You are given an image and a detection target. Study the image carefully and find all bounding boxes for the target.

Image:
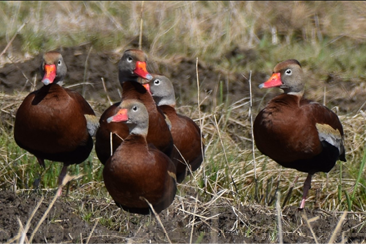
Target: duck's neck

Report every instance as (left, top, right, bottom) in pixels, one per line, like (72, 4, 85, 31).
(154, 96, 176, 107)
(127, 121, 149, 137)
(122, 81, 148, 95)
(286, 90, 304, 97)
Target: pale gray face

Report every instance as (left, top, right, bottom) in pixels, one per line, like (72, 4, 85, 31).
(273, 59, 304, 94)
(149, 75, 176, 106)
(121, 99, 149, 135)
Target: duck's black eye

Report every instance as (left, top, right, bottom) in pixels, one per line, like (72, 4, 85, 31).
(154, 79, 161, 85)
(127, 56, 133, 63)
(57, 60, 62, 66)
(132, 105, 138, 112)
(285, 69, 292, 75)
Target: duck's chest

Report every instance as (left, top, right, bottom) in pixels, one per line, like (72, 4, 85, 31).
(254, 98, 321, 161)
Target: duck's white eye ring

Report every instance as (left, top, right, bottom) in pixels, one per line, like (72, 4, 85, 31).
(58, 60, 62, 65)
(132, 106, 138, 111)
(127, 56, 133, 63)
(154, 79, 161, 85)
(285, 69, 292, 75)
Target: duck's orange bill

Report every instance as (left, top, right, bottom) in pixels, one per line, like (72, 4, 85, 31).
(143, 83, 151, 95)
(107, 108, 128, 123)
(259, 72, 282, 89)
(134, 61, 153, 80)
(42, 64, 57, 85)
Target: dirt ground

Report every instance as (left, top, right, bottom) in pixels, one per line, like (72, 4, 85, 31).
(1, 44, 366, 243)
(1, 190, 366, 243)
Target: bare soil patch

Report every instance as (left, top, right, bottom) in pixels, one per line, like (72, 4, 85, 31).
(1, 190, 366, 243)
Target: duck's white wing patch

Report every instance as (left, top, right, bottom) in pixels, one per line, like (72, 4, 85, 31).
(316, 123, 344, 155)
(164, 113, 172, 131)
(168, 170, 177, 183)
(85, 114, 100, 137)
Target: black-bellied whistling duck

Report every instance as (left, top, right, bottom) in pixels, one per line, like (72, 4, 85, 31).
(95, 49, 173, 165)
(103, 99, 177, 215)
(149, 75, 204, 183)
(14, 51, 98, 196)
(253, 59, 346, 209)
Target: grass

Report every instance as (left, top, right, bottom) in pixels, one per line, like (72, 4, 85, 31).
(1, 1, 366, 243)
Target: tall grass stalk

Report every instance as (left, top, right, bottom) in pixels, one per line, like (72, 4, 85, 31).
(275, 191, 283, 244)
(139, 1, 144, 50)
(347, 145, 366, 210)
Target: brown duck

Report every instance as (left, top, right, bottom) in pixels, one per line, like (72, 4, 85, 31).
(103, 99, 177, 214)
(14, 51, 98, 195)
(253, 59, 346, 209)
(149, 74, 204, 183)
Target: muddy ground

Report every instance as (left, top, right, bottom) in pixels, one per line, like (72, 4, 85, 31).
(1, 44, 366, 243)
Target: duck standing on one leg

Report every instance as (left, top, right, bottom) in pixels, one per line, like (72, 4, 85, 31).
(103, 99, 177, 215)
(253, 59, 346, 209)
(14, 51, 99, 196)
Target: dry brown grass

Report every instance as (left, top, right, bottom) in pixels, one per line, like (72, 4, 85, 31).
(1, 2, 366, 65)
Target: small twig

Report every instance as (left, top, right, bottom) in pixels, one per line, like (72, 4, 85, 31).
(29, 174, 75, 243)
(276, 192, 283, 244)
(172, 144, 201, 189)
(140, 197, 172, 244)
(246, 71, 256, 180)
(82, 46, 93, 97)
(328, 211, 347, 243)
(282, 176, 299, 208)
(0, 22, 27, 58)
(139, 1, 144, 50)
(20, 196, 44, 244)
(101, 77, 113, 105)
(178, 209, 220, 221)
(110, 132, 113, 157)
(86, 218, 100, 244)
(190, 194, 198, 244)
(195, 57, 206, 183)
(18, 217, 26, 244)
(302, 212, 319, 244)
(323, 86, 326, 106)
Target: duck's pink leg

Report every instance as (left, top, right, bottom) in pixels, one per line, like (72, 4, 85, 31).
(299, 174, 313, 210)
(57, 164, 68, 197)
